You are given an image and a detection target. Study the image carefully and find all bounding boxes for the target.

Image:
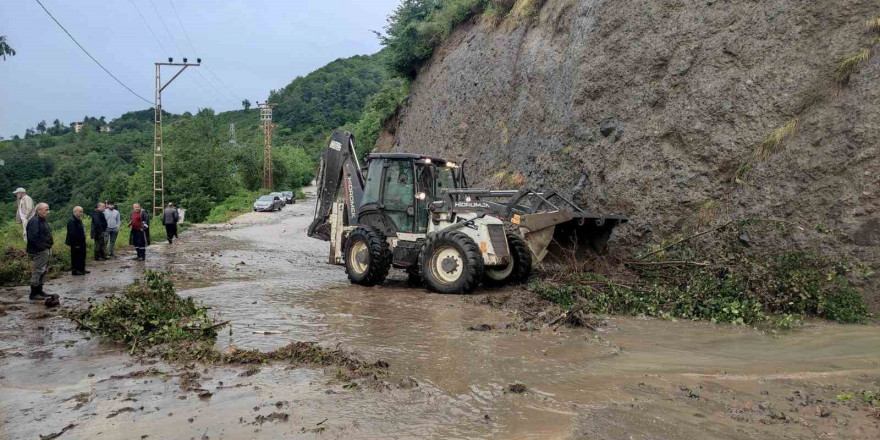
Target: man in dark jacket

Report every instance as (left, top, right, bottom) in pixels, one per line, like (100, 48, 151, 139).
(26, 203, 53, 300)
(163, 202, 180, 244)
(90, 202, 108, 261)
(66, 206, 89, 275)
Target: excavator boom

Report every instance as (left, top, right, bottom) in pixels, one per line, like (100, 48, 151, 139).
(307, 130, 364, 241)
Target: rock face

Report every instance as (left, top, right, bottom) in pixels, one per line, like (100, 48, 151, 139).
(377, 0, 879, 301)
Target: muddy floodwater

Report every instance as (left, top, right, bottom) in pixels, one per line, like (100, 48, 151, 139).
(2, 187, 879, 439)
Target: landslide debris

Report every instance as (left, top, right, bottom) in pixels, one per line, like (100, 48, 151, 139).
(67, 271, 388, 377)
(530, 219, 872, 327)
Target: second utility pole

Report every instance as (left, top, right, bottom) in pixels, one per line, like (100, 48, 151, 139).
(258, 101, 276, 190)
(154, 58, 200, 217)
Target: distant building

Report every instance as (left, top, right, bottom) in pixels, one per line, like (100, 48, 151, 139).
(73, 122, 84, 133)
(99, 126, 112, 133)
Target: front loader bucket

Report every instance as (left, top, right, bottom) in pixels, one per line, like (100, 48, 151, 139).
(517, 212, 627, 264)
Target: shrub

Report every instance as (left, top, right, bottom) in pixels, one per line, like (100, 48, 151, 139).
(69, 271, 216, 353)
(824, 287, 869, 324)
(205, 189, 263, 224)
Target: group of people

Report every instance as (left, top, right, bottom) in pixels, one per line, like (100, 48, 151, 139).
(13, 187, 181, 301)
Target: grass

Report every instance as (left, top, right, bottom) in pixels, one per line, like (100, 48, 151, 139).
(508, 0, 546, 26)
(205, 189, 263, 224)
(754, 116, 799, 161)
(867, 17, 880, 32)
(834, 48, 871, 84)
(732, 162, 751, 185)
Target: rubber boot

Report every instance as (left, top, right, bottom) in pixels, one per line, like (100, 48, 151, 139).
(29, 285, 48, 301)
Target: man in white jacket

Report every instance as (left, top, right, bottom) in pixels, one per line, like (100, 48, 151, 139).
(13, 188, 35, 242)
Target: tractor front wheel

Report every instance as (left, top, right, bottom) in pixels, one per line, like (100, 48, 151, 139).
(420, 230, 484, 294)
(484, 233, 533, 287)
(343, 226, 391, 286)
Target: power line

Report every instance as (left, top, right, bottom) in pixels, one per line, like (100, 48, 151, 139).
(127, 0, 169, 56)
(33, 0, 152, 105)
(147, 0, 239, 107)
(167, 0, 198, 56)
(168, 0, 246, 103)
(148, 0, 185, 57)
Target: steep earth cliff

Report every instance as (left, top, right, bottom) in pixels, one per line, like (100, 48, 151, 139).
(377, 0, 880, 304)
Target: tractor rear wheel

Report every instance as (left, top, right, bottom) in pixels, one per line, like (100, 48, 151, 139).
(420, 230, 484, 294)
(343, 226, 391, 286)
(484, 233, 533, 286)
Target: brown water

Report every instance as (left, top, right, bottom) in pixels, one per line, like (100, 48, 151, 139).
(1, 188, 878, 439)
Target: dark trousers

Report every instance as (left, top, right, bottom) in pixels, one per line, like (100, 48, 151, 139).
(70, 245, 86, 274)
(165, 224, 177, 244)
(133, 230, 146, 260)
(93, 233, 107, 260)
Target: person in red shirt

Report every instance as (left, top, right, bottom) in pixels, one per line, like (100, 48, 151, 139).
(128, 203, 150, 261)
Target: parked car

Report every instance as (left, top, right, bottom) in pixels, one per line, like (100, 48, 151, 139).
(253, 195, 284, 212)
(269, 191, 289, 205)
(281, 191, 295, 204)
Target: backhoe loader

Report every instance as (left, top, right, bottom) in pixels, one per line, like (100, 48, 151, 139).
(307, 130, 627, 294)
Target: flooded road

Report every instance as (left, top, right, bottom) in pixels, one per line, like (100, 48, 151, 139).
(2, 187, 879, 439)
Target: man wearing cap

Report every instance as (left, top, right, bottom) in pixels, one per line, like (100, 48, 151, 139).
(13, 188, 35, 242)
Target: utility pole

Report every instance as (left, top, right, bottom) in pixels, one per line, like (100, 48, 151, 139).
(258, 101, 276, 190)
(153, 57, 200, 217)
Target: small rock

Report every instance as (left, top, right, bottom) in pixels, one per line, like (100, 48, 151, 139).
(398, 377, 419, 390)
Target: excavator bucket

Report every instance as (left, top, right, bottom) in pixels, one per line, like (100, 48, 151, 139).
(514, 211, 627, 263)
(439, 188, 627, 264)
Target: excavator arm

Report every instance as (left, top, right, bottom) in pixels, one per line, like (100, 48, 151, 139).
(307, 130, 364, 241)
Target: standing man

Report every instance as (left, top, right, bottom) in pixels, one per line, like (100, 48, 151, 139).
(129, 203, 148, 261)
(163, 202, 180, 244)
(13, 187, 35, 242)
(66, 206, 89, 275)
(104, 201, 121, 257)
(26, 203, 52, 300)
(90, 202, 108, 261)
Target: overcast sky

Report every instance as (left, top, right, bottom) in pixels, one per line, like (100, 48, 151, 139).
(0, 0, 400, 137)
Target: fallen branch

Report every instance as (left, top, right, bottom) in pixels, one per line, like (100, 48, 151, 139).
(636, 220, 734, 260)
(39, 423, 76, 440)
(185, 321, 229, 332)
(548, 302, 597, 331)
(580, 280, 635, 290)
(625, 260, 710, 267)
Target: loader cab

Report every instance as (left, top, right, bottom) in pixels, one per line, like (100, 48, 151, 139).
(359, 154, 460, 236)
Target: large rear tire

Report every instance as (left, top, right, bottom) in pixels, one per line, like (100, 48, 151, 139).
(484, 233, 533, 287)
(344, 226, 391, 286)
(420, 230, 484, 294)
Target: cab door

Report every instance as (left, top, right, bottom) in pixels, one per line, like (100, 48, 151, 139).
(380, 159, 415, 233)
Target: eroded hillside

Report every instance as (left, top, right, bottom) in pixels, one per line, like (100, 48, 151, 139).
(377, 0, 880, 306)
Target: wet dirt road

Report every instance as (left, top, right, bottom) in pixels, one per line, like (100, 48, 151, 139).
(2, 188, 879, 439)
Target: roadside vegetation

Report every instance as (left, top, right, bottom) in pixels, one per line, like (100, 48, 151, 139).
(530, 220, 872, 328)
(378, 0, 543, 78)
(67, 271, 386, 376)
(204, 189, 263, 224)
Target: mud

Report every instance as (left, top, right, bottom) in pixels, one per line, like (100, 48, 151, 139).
(1, 187, 878, 439)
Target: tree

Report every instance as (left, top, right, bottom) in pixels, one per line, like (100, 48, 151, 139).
(242, 99, 251, 111)
(0, 36, 15, 61)
(36, 121, 47, 135)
